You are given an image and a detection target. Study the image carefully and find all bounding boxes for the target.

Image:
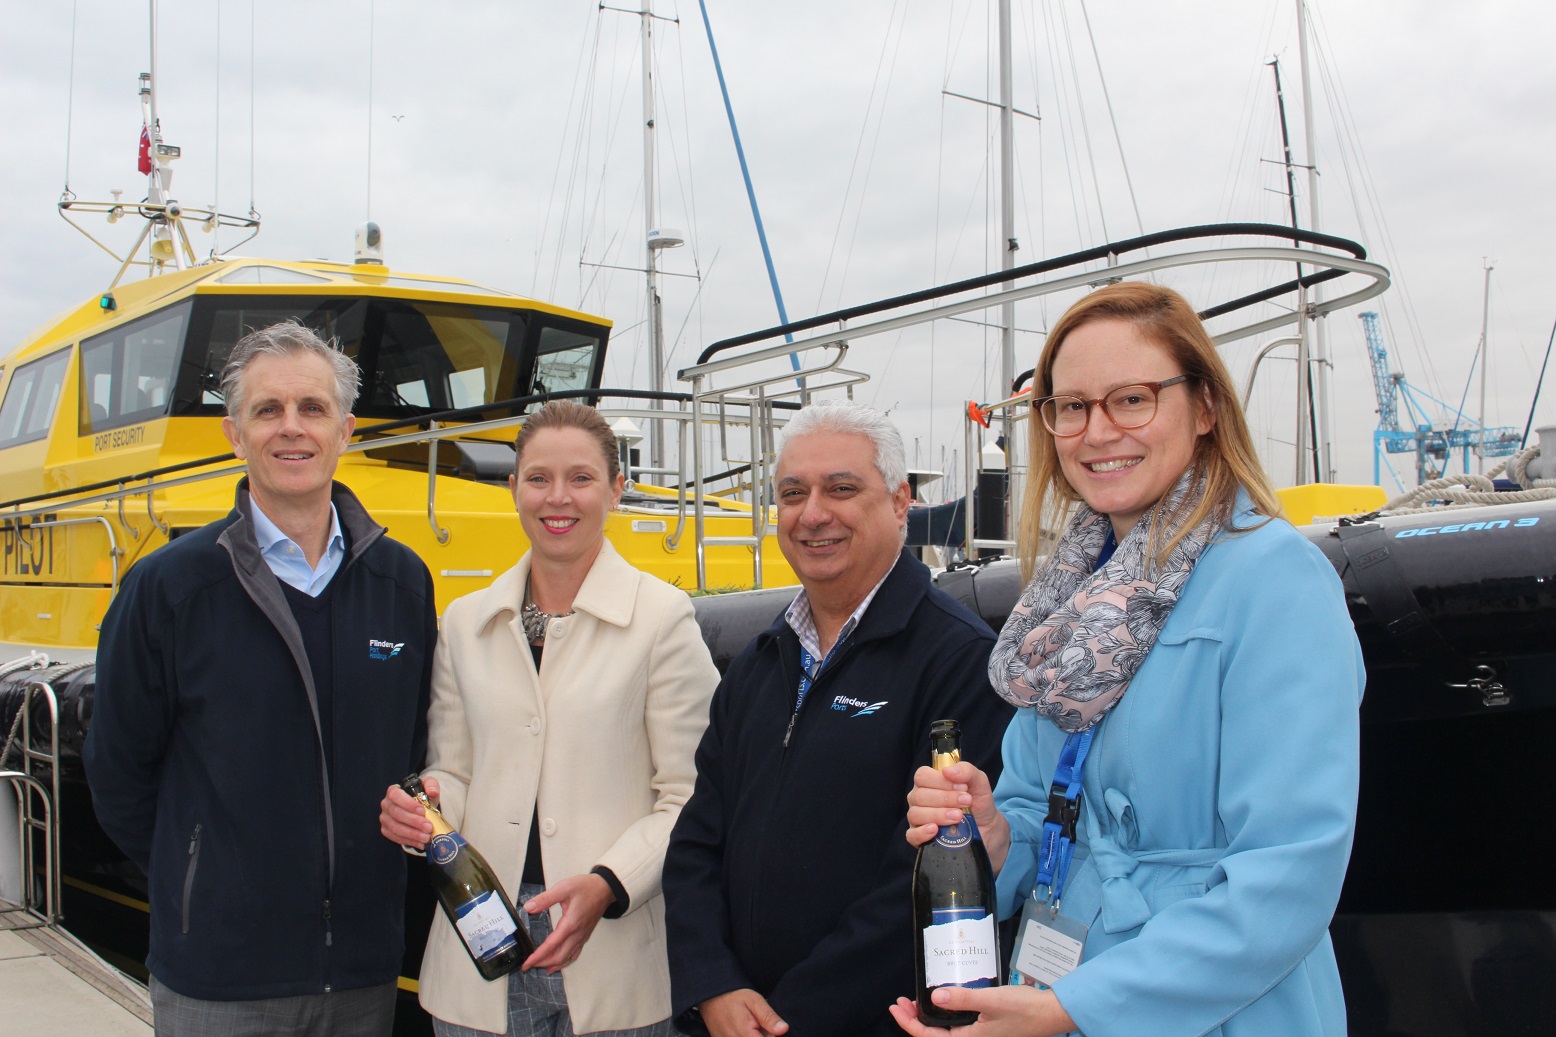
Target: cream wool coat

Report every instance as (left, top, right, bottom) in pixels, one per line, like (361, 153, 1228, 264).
(417, 540, 719, 1034)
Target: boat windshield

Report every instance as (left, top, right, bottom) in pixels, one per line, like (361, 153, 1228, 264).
(167, 295, 608, 422)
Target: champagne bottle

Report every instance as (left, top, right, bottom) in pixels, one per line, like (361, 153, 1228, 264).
(399, 774, 535, 981)
(912, 719, 1001, 1027)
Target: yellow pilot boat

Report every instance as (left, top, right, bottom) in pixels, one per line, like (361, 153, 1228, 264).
(0, 249, 797, 659)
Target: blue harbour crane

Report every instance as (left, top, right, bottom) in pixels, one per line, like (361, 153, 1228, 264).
(1361, 311, 1519, 488)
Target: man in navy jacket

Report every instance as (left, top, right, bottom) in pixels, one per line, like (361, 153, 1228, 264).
(84, 321, 436, 1036)
(664, 401, 1013, 1037)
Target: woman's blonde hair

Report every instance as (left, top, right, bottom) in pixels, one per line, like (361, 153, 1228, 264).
(1016, 281, 1282, 581)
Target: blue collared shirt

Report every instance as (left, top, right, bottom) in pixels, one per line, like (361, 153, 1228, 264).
(784, 556, 899, 675)
(250, 502, 346, 597)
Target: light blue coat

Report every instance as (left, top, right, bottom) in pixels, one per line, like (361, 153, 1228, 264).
(993, 508, 1365, 1037)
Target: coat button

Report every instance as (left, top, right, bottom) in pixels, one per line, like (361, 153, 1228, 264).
(550, 619, 567, 638)
(527, 717, 541, 735)
(541, 818, 557, 836)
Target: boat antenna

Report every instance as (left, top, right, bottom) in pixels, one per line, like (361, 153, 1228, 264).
(365, 0, 376, 222)
(1521, 317, 1556, 449)
(249, 0, 257, 224)
(61, 0, 80, 200)
(212, 0, 221, 254)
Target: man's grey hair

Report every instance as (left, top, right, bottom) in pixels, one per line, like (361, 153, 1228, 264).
(777, 400, 909, 490)
(220, 319, 360, 422)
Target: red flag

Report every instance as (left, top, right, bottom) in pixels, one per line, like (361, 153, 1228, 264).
(138, 124, 152, 175)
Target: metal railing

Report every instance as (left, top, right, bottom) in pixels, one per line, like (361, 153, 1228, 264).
(0, 224, 1392, 591)
(1, 677, 62, 929)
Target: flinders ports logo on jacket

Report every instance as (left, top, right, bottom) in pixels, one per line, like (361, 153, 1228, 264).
(369, 639, 405, 661)
(831, 694, 888, 717)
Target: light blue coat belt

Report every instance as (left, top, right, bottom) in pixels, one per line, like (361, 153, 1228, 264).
(1079, 787, 1223, 935)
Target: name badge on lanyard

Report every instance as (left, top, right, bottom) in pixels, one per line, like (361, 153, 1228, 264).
(1010, 728, 1092, 988)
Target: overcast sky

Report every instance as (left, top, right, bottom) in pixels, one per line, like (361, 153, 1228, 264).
(2, 0, 1552, 494)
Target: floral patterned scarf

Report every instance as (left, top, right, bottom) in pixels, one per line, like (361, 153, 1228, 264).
(989, 469, 1222, 732)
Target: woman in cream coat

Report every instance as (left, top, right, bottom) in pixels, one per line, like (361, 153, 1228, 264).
(381, 401, 719, 1036)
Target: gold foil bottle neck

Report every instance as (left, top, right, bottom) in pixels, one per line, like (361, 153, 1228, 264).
(410, 787, 455, 836)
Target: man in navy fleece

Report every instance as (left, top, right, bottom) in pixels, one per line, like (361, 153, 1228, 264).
(85, 322, 436, 1037)
(664, 401, 1013, 1037)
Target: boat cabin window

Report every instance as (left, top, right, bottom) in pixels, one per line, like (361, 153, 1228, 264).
(79, 303, 191, 435)
(366, 306, 520, 415)
(0, 348, 72, 449)
(534, 327, 599, 397)
(175, 300, 370, 409)
(170, 296, 609, 422)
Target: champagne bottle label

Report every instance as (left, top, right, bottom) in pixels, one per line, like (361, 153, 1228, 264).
(429, 832, 464, 867)
(455, 890, 522, 962)
(934, 816, 975, 850)
(922, 907, 999, 987)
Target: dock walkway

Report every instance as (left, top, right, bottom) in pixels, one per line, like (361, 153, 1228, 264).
(0, 904, 151, 1037)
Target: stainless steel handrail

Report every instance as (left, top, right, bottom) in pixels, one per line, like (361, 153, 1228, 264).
(0, 680, 62, 927)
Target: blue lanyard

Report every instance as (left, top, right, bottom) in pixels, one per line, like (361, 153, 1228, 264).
(785, 635, 848, 748)
(1034, 726, 1095, 908)
(1034, 528, 1115, 906)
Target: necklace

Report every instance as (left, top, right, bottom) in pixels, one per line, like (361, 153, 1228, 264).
(522, 578, 574, 645)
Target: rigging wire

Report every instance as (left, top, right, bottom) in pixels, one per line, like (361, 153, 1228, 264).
(671, 5, 707, 361)
(815, 1, 906, 316)
(1309, 5, 1439, 394)
(1008, 1, 1045, 331)
(1521, 319, 1556, 448)
(1058, 1, 1108, 243)
(573, 18, 636, 309)
(529, 12, 588, 297)
(1062, 1, 1104, 242)
(1019, 1, 1049, 331)
(1204, 3, 1279, 321)
(930, 0, 980, 458)
(846, 3, 912, 317)
(1040, 2, 1090, 248)
(1077, 0, 1145, 241)
(1051, 1, 1101, 242)
(862, 6, 940, 413)
(539, 13, 604, 301)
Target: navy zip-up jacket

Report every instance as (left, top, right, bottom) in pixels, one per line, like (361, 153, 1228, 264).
(664, 551, 1014, 1037)
(83, 482, 436, 1000)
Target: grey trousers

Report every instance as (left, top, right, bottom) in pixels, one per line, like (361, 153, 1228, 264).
(431, 884, 674, 1037)
(149, 975, 397, 1037)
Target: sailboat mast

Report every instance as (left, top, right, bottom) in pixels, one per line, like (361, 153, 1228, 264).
(1269, 58, 1316, 485)
(1477, 260, 1494, 473)
(146, 0, 160, 146)
(1296, 0, 1334, 481)
(641, 0, 666, 477)
(998, 0, 1016, 411)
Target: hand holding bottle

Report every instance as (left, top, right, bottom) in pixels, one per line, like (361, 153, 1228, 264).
(906, 760, 1009, 871)
(380, 775, 441, 849)
(520, 872, 615, 974)
(888, 987, 1076, 1037)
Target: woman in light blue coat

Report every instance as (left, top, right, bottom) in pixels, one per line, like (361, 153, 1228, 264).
(892, 283, 1363, 1037)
